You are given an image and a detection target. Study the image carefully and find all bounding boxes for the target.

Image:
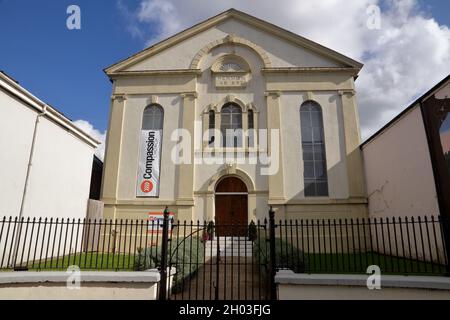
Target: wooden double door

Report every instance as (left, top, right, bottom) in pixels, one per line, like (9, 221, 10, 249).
(215, 177, 248, 237)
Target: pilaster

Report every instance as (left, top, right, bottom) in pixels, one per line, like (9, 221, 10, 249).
(339, 90, 366, 198)
(177, 92, 197, 219)
(101, 94, 127, 219)
(265, 91, 286, 203)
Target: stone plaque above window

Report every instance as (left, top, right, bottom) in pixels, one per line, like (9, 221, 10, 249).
(211, 54, 251, 89)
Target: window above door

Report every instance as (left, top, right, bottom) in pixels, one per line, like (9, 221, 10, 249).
(211, 54, 251, 89)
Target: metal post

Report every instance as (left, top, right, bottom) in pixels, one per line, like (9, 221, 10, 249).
(268, 206, 277, 300)
(159, 207, 170, 300)
(440, 216, 450, 276)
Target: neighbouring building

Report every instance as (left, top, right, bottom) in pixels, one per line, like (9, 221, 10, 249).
(0, 71, 100, 220)
(362, 74, 450, 222)
(89, 155, 104, 201)
(101, 9, 368, 233)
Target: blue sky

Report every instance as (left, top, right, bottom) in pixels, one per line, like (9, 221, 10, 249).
(0, 0, 145, 132)
(0, 0, 449, 147)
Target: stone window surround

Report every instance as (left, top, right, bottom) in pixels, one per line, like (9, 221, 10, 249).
(202, 95, 260, 152)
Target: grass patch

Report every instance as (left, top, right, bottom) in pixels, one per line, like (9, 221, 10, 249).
(304, 252, 446, 276)
(253, 236, 446, 276)
(2, 252, 136, 271)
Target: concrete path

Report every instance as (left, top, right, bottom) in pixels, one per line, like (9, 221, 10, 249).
(170, 257, 269, 300)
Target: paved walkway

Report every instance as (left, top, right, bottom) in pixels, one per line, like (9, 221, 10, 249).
(170, 257, 268, 300)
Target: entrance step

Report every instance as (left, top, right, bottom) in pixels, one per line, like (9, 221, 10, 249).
(205, 237, 254, 257)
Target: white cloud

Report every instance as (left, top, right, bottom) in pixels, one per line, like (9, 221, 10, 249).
(118, 0, 450, 140)
(73, 120, 107, 161)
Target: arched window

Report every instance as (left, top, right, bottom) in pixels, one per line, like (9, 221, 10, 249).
(208, 110, 215, 146)
(142, 104, 164, 130)
(221, 103, 242, 147)
(300, 101, 328, 197)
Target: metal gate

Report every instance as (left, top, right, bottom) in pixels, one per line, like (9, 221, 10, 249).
(157, 209, 277, 301)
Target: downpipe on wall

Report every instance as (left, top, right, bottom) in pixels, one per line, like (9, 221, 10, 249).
(10, 105, 48, 268)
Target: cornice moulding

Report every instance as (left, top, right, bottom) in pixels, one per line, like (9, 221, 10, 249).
(109, 69, 202, 78)
(261, 67, 360, 75)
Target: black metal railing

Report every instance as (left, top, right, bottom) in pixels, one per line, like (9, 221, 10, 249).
(275, 215, 450, 276)
(0, 216, 163, 271)
(1, 210, 449, 301)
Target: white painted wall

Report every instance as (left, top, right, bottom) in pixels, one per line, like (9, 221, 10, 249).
(0, 83, 96, 267)
(0, 89, 95, 220)
(0, 89, 36, 217)
(362, 105, 440, 218)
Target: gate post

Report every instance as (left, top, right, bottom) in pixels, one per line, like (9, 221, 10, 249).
(268, 206, 277, 300)
(159, 207, 170, 300)
(440, 215, 450, 276)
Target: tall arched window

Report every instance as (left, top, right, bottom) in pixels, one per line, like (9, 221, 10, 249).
(142, 104, 164, 130)
(221, 103, 242, 147)
(300, 101, 328, 197)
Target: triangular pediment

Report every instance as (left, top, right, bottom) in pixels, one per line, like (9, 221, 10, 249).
(105, 9, 363, 75)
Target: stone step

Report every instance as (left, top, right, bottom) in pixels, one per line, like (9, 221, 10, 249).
(205, 251, 253, 257)
(204, 238, 254, 257)
(205, 244, 253, 248)
(212, 237, 249, 241)
(205, 247, 253, 252)
(205, 247, 253, 253)
(206, 239, 253, 245)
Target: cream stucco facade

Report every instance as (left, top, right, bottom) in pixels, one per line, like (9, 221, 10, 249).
(101, 9, 368, 224)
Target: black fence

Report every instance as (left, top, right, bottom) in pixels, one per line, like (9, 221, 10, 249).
(0, 216, 163, 271)
(275, 215, 450, 276)
(1, 209, 449, 301)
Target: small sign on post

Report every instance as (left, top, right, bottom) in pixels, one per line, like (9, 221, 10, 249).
(147, 212, 174, 234)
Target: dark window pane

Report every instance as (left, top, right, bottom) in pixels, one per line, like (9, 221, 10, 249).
(313, 144, 325, 161)
(301, 112, 311, 128)
(314, 161, 327, 179)
(311, 111, 322, 127)
(303, 144, 313, 161)
(304, 161, 315, 179)
(304, 180, 316, 197)
(312, 127, 323, 143)
(232, 114, 242, 128)
(221, 114, 231, 125)
(302, 126, 313, 142)
(142, 105, 164, 130)
(316, 182, 329, 196)
(300, 100, 328, 197)
(221, 103, 242, 147)
(248, 110, 254, 129)
(209, 111, 215, 129)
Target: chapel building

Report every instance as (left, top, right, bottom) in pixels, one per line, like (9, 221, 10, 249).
(101, 9, 368, 230)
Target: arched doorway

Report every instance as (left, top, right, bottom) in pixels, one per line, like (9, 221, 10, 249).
(215, 176, 248, 237)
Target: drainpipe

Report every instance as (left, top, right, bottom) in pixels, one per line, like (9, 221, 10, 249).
(11, 105, 48, 267)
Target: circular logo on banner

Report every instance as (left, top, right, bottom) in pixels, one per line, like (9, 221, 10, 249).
(140, 180, 154, 193)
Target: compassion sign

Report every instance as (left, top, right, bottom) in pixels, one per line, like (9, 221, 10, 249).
(136, 130, 162, 197)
